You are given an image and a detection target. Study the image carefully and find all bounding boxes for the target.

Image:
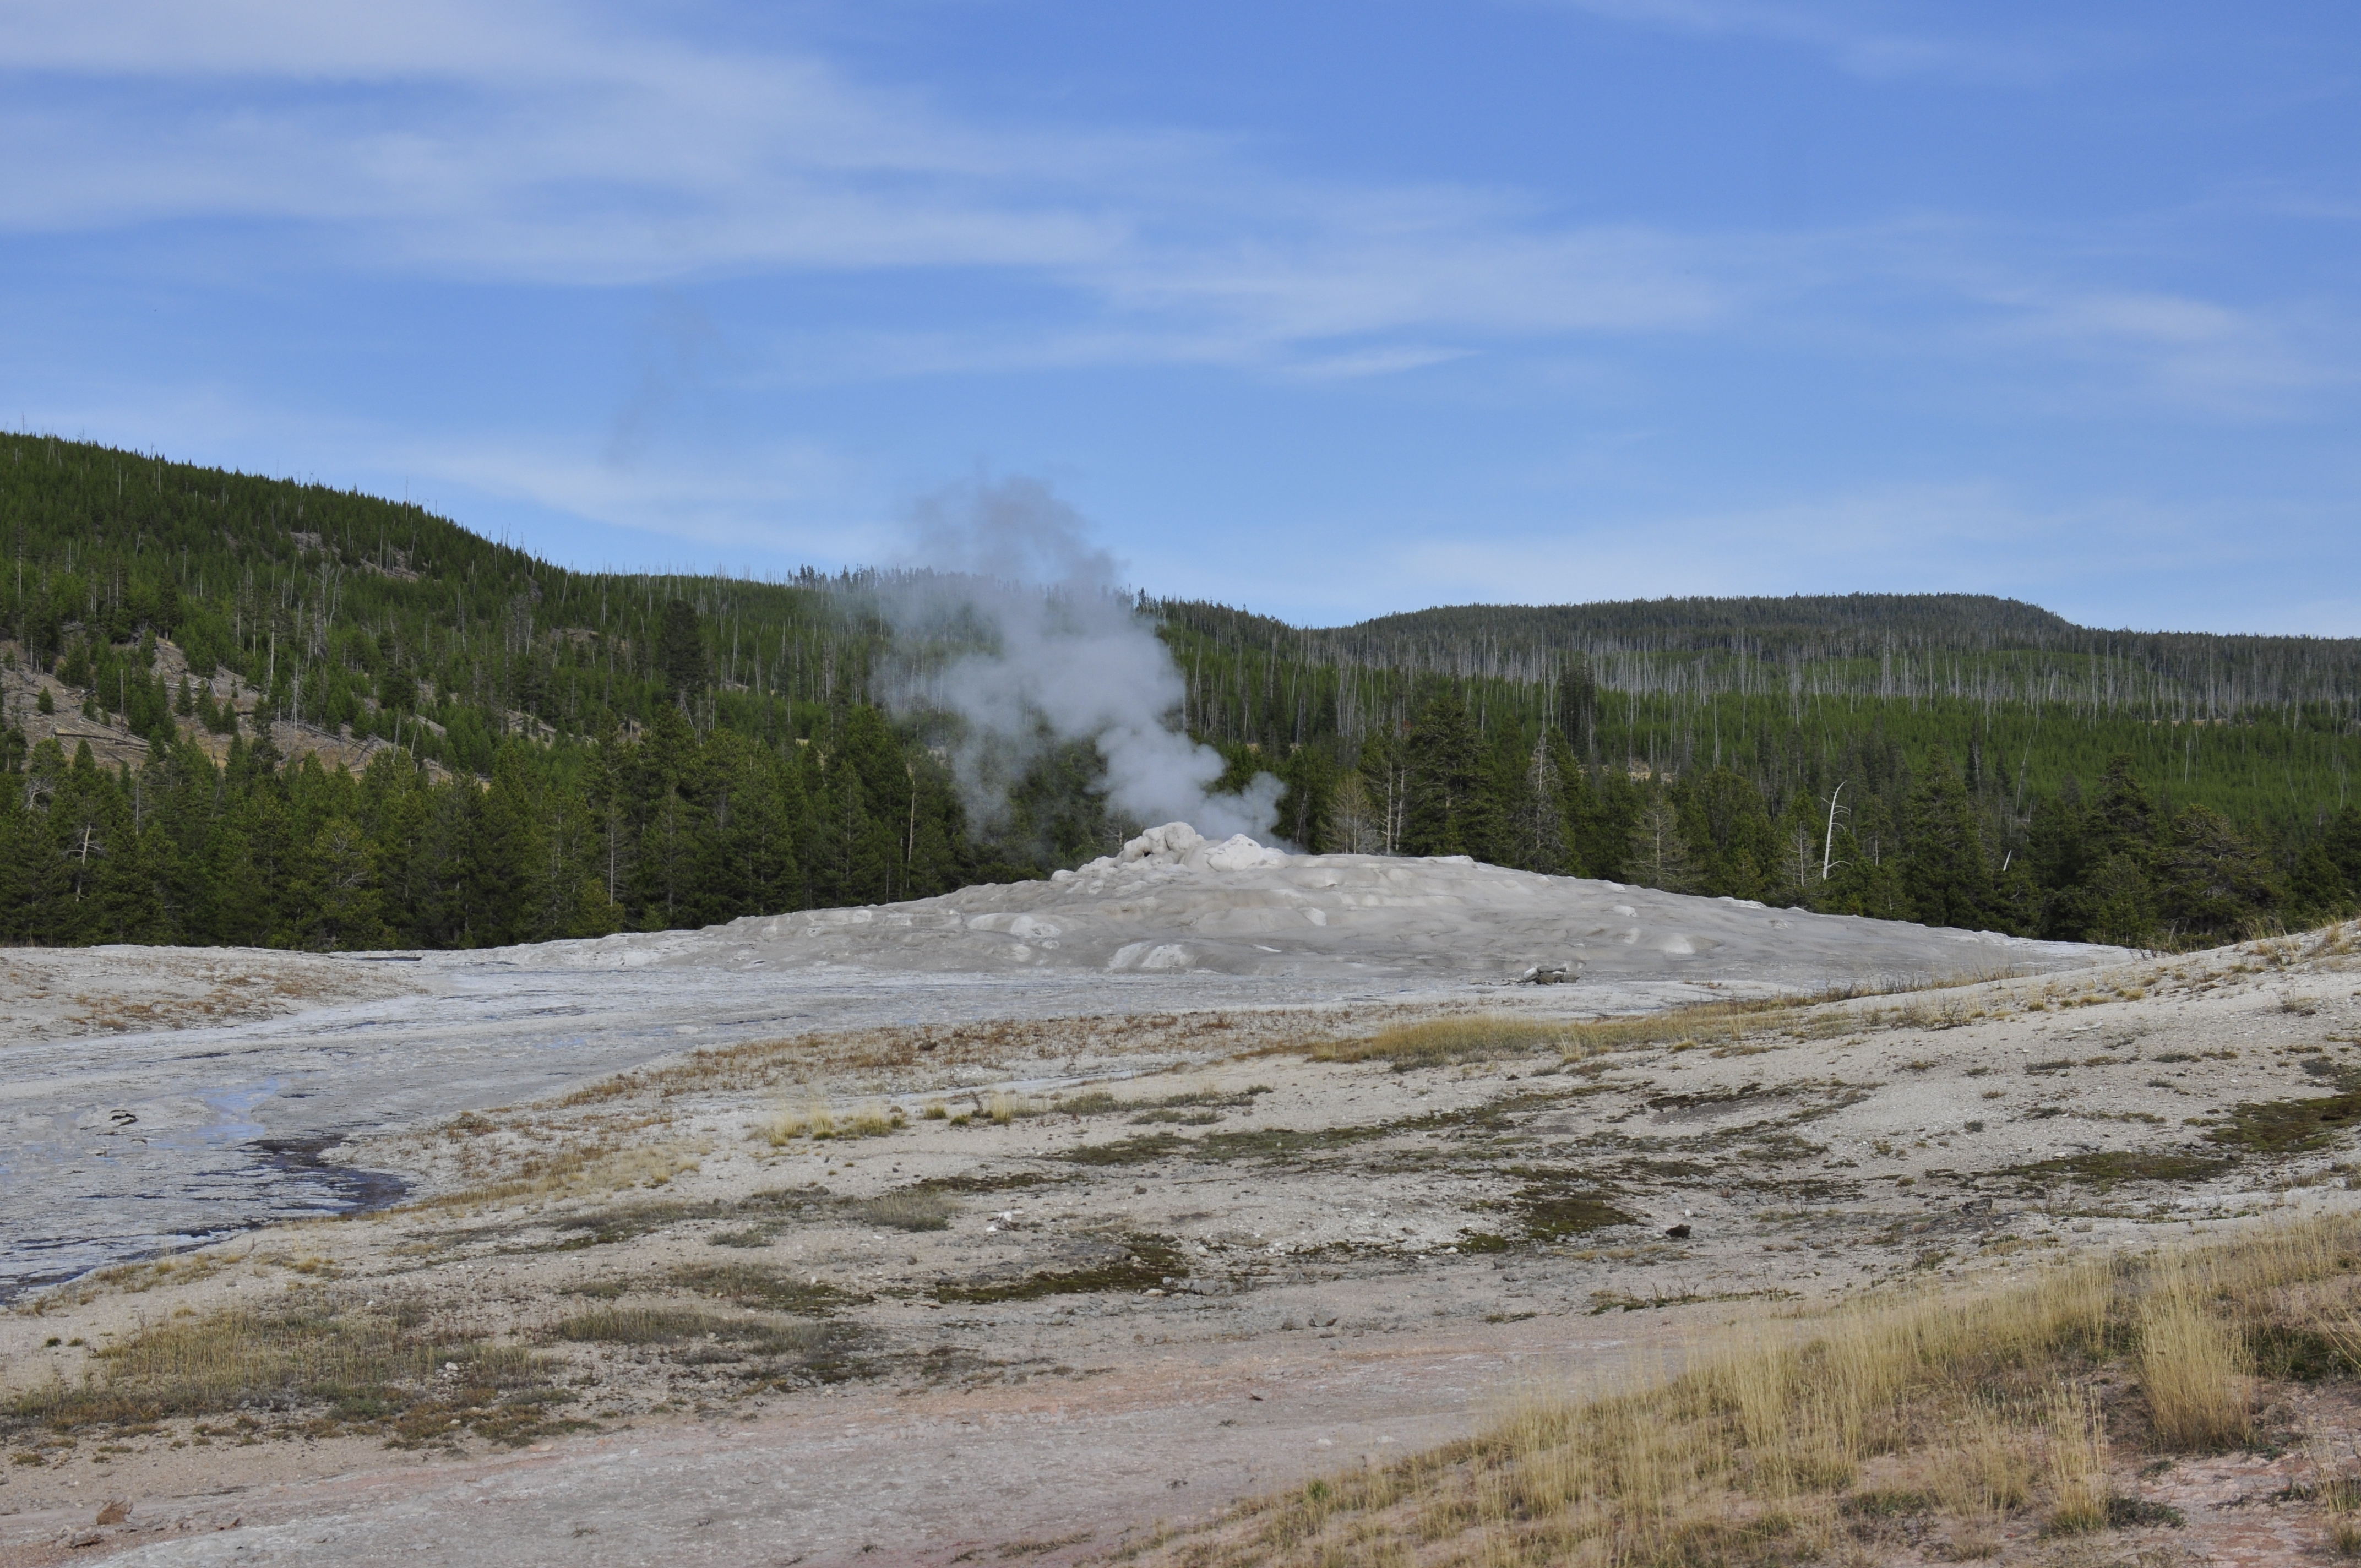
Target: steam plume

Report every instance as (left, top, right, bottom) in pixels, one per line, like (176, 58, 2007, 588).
(873, 477, 1285, 843)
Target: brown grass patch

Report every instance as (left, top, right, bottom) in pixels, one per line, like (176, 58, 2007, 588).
(2138, 1287, 2252, 1451)
(1127, 1216, 2361, 1566)
(398, 1142, 703, 1212)
(3, 1294, 580, 1450)
(1308, 999, 1811, 1070)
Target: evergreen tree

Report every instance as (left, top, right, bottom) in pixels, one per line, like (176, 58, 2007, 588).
(1677, 767, 1777, 901)
(297, 815, 385, 950)
(2291, 840, 2350, 921)
(1319, 769, 1382, 854)
(1506, 730, 1568, 873)
(1272, 743, 1332, 853)
(1402, 690, 1489, 857)
(1357, 731, 1410, 856)
(2088, 754, 2160, 866)
(1900, 745, 1993, 929)
(1625, 794, 1701, 893)
(1770, 788, 1823, 906)
(2325, 803, 2361, 902)
(1576, 766, 1640, 881)
(655, 599, 708, 703)
(2153, 805, 2280, 944)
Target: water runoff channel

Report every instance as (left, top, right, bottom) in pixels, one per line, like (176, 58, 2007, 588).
(0, 951, 1401, 1299)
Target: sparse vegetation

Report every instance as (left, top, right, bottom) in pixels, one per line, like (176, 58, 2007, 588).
(933, 1234, 1186, 1304)
(2137, 1284, 2251, 1451)
(755, 1099, 916, 1144)
(2004, 1149, 2236, 1189)
(1312, 1013, 1590, 1069)
(546, 1306, 848, 1380)
(2211, 1088, 2361, 1153)
(848, 1188, 957, 1232)
(1309, 997, 1832, 1071)
(2, 1294, 581, 1449)
(1128, 1216, 2361, 1567)
(665, 1264, 858, 1315)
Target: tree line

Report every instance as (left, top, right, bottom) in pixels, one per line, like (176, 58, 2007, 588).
(1260, 689, 2361, 949)
(9, 677, 2351, 951)
(0, 694, 1129, 949)
(3, 431, 2358, 952)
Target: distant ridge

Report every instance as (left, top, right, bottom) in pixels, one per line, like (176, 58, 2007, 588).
(1159, 592, 2361, 711)
(1345, 593, 2078, 650)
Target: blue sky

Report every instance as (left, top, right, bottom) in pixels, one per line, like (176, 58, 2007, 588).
(4, 2, 2359, 634)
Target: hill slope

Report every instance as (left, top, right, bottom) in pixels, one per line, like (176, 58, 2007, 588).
(1, 432, 2357, 952)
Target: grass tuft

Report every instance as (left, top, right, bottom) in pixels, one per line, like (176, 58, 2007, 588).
(1305, 995, 1860, 1071)
(2139, 1286, 2251, 1450)
(849, 1188, 956, 1232)
(1126, 1216, 2361, 1567)
(2043, 1386, 2110, 1534)
(3, 1297, 578, 1449)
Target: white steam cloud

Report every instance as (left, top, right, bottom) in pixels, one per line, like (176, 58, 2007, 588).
(872, 477, 1285, 844)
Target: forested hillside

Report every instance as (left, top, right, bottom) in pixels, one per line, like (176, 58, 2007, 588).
(2, 432, 2357, 951)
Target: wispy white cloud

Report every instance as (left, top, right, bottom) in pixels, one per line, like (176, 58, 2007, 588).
(1972, 287, 2344, 417)
(0, 0, 1166, 274)
(0, 2, 1772, 350)
(0, 1, 2341, 421)
(1548, 0, 2077, 85)
(421, 434, 888, 563)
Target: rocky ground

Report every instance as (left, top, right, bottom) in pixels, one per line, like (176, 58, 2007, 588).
(0, 835, 2112, 1300)
(0, 637, 450, 778)
(3, 920, 2359, 1565)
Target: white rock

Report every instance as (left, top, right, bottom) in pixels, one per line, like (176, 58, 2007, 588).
(1200, 834, 1287, 872)
(1119, 822, 1206, 863)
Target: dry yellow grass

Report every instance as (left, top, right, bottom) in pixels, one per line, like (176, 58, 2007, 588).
(761, 1101, 833, 1145)
(1308, 999, 1816, 1070)
(2138, 1287, 2251, 1450)
(398, 1140, 703, 1211)
(1130, 1218, 2361, 1568)
(842, 1103, 904, 1138)
(1303, 971, 2041, 1074)
(3, 1295, 574, 1449)
(2043, 1385, 2110, 1534)
(760, 1099, 904, 1143)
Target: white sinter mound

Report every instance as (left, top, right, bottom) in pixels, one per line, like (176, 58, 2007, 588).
(557, 822, 2119, 990)
(0, 826, 2121, 1295)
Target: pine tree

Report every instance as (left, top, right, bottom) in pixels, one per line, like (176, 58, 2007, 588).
(2153, 805, 2280, 943)
(1678, 767, 1777, 901)
(655, 599, 707, 703)
(1625, 795, 1701, 893)
(1508, 731, 1568, 873)
(1403, 690, 1486, 857)
(1900, 744, 1993, 929)
(298, 815, 385, 950)
(1771, 788, 1822, 906)
(1320, 769, 1383, 854)
(1577, 766, 1641, 881)
(2288, 840, 2348, 922)
(2325, 803, 2361, 903)
(2088, 754, 2159, 866)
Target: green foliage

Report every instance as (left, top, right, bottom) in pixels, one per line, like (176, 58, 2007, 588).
(0, 433, 2355, 952)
